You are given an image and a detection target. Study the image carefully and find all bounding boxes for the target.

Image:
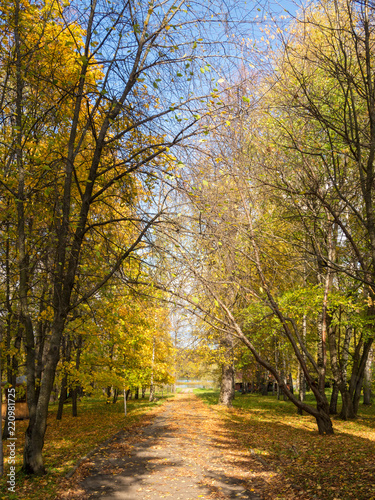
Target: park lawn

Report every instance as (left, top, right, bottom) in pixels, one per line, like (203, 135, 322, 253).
(0, 393, 172, 500)
(196, 389, 375, 500)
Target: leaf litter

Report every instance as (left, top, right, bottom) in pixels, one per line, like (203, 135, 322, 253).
(61, 394, 312, 499)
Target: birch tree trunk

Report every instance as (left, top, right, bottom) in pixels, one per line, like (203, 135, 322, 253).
(363, 346, 373, 405)
(218, 335, 235, 407)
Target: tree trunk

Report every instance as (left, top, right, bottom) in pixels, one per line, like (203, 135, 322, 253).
(23, 313, 67, 474)
(329, 381, 339, 415)
(317, 309, 328, 396)
(218, 333, 235, 406)
(218, 362, 235, 407)
(287, 373, 294, 394)
(340, 326, 351, 383)
(237, 317, 335, 435)
(35, 285, 49, 404)
(255, 366, 262, 394)
(324, 252, 359, 421)
(350, 338, 373, 415)
(149, 384, 155, 402)
(363, 346, 373, 405)
(331, 325, 356, 419)
(13, 0, 47, 474)
(274, 342, 281, 400)
(56, 375, 68, 421)
(260, 369, 268, 396)
(317, 233, 333, 405)
(142, 386, 146, 398)
(56, 337, 71, 421)
(277, 382, 281, 400)
(23, 419, 45, 475)
(71, 388, 78, 416)
(112, 388, 119, 404)
(123, 388, 127, 416)
(51, 385, 59, 403)
(340, 389, 356, 419)
(280, 361, 288, 401)
(316, 410, 334, 435)
(71, 337, 82, 417)
(316, 394, 334, 435)
(241, 376, 246, 394)
(327, 318, 353, 418)
(297, 364, 306, 415)
(135, 387, 139, 399)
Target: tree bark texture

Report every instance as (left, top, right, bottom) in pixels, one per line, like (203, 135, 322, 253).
(329, 382, 339, 415)
(363, 346, 373, 405)
(218, 362, 235, 407)
(218, 334, 235, 407)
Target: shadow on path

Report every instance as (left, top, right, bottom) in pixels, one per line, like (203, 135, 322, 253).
(77, 395, 287, 499)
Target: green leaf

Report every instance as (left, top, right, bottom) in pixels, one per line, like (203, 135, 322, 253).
(77, 55, 88, 64)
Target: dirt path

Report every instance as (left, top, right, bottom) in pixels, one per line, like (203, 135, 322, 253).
(65, 394, 303, 500)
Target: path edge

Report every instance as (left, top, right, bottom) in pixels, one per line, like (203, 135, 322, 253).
(64, 398, 173, 480)
(65, 428, 126, 479)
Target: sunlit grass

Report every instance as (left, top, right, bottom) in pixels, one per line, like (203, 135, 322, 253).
(196, 389, 375, 500)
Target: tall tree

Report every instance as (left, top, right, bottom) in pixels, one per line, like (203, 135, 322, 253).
(261, 0, 375, 417)
(0, 0, 256, 474)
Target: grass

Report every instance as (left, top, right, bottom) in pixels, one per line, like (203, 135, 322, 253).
(0, 392, 173, 500)
(195, 389, 375, 500)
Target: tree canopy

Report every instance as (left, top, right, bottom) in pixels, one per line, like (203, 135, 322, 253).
(0, 0, 374, 478)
